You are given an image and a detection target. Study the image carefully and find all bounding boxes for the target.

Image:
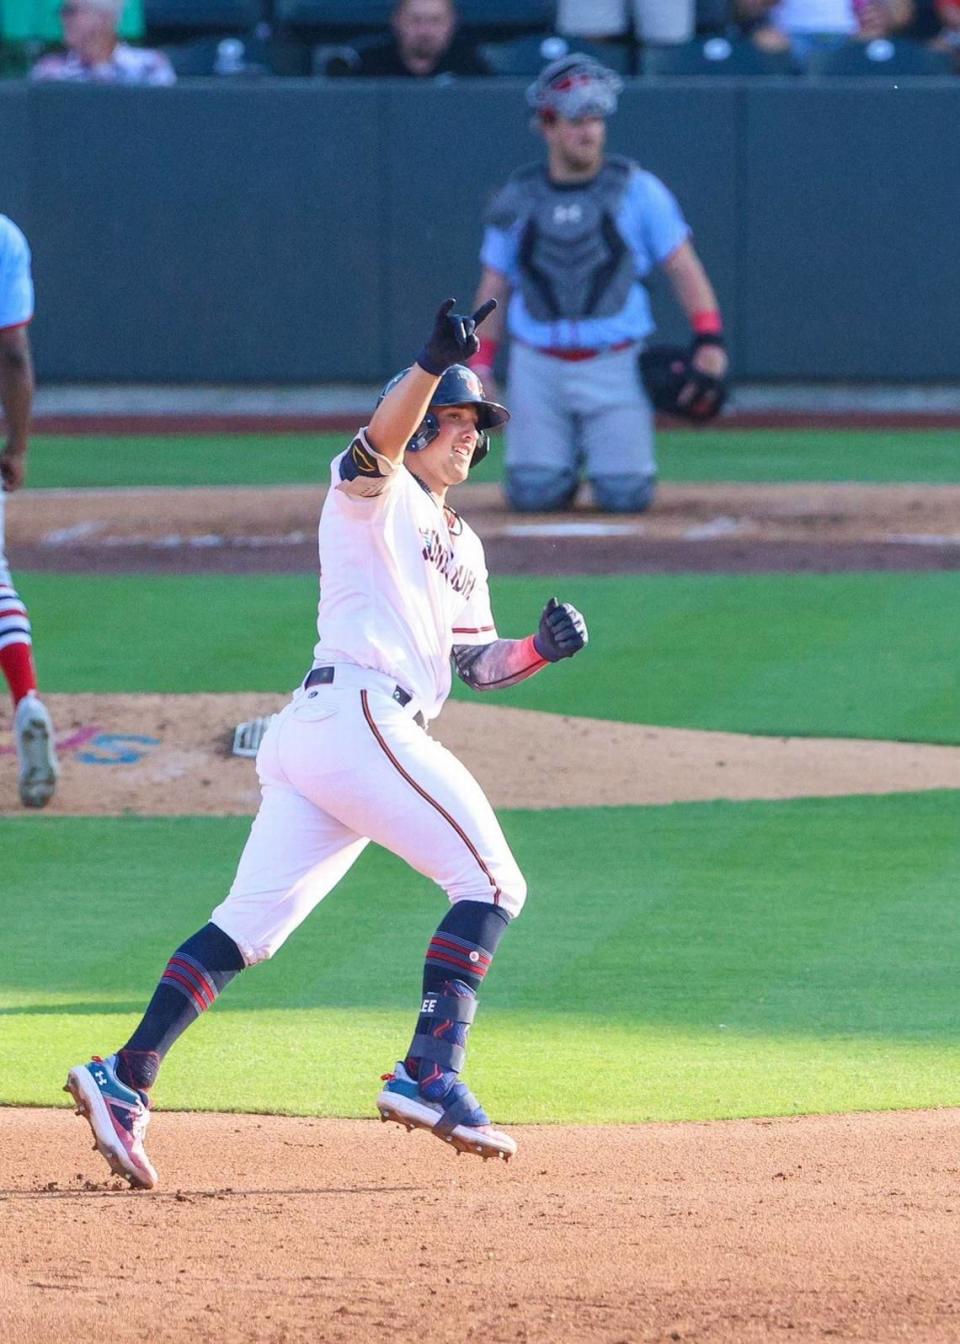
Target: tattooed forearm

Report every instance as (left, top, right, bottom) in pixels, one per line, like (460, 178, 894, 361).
(453, 637, 548, 691)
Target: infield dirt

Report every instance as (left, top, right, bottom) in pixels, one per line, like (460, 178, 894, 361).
(4, 1104, 960, 1343)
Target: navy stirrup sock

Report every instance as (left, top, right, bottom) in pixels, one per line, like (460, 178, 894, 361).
(116, 923, 245, 1091)
(406, 901, 511, 1097)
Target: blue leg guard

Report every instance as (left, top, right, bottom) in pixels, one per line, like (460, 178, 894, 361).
(505, 466, 580, 513)
(590, 472, 657, 513)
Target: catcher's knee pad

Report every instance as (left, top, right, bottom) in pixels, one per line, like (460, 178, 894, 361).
(505, 466, 579, 513)
(590, 472, 656, 513)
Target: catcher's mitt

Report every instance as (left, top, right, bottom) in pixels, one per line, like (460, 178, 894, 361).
(639, 343, 728, 423)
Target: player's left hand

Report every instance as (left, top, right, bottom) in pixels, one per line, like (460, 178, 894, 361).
(534, 597, 588, 662)
(417, 297, 498, 376)
(0, 443, 26, 492)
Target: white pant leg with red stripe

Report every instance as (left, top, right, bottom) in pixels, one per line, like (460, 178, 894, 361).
(0, 494, 32, 654)
(211, 676, 526, 966)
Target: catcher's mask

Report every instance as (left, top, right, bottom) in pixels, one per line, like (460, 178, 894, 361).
(377, 364, 509, 467)
(526, 54, 623, 123)
(639, 344, 728, 423)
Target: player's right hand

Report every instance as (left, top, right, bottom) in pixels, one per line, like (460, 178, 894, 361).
(534, 597, 588, 662)
(417, 298, 498, 377)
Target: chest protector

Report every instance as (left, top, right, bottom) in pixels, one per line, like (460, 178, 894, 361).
(486, 157, 636, 323)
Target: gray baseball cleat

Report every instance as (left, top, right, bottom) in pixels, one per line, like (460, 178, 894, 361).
(14, 693, 58, 808)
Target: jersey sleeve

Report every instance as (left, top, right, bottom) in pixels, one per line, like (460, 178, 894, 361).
(451, 557, 498, 646)
(479, 224, 518, 281)
(0, 218, 35, 330)
(333, 427, 402, 501)
(633, 171, 691, 268)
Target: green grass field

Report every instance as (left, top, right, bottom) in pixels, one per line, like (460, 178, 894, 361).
(21, 569, 960, 742)
(5, 794, 960, 1122)
(21, 427, 960, 489)
(4, 425, 960, 1125)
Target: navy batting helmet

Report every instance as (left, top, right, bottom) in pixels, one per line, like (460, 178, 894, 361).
(378, 363, 509, 467)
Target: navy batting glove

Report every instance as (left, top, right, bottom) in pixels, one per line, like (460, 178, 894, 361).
(534, 597, 588, 662)
(417, 298, 498, 377)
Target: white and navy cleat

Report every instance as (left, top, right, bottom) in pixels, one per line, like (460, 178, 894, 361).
(377, 1062, 516, 1162)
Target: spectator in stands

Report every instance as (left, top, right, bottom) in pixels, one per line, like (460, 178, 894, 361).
(738, 0, 915, 64)
(557, 0, 695, 46)
(31, 0, 175, 84)
(929, 0, 960, 56)
(334, 0, 492, 78)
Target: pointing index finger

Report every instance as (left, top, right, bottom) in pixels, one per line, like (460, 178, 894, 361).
(472, 298, 498, 327)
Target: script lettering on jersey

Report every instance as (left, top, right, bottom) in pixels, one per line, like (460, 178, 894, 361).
(420, 527, 477, 600)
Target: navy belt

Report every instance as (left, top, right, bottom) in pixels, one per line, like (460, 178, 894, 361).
(304, 666, 425, 728)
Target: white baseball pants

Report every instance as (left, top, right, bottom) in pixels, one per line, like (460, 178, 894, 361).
(211, 665, 527, 966)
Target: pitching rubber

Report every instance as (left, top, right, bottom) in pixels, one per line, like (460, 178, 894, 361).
(376, 1086, 517, 1162)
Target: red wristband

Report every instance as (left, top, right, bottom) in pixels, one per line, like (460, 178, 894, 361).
(521, 633, 550, 669)
(471, 336, 500, 370)
(691, 311, 723, 336)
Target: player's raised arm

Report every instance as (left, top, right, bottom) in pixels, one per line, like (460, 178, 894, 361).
(367, 298, 497, 461)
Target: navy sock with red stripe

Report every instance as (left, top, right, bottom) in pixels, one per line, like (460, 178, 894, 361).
(116, 923, 245, 1091)
(405, 901, 511, 1094)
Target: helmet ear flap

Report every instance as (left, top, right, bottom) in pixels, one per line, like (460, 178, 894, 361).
(471, 431, 489, 467)
(408, 411, 439, 454)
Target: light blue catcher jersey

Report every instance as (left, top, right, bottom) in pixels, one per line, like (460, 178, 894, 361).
(0, 215, 34, 331)
(480, 162, 689, 349)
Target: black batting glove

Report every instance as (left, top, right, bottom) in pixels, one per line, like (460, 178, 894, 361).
(534, 597, 589, 663)
(417, 297, 498, 376)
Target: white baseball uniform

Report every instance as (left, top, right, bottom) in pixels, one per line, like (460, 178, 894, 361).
(0, 214, 34, 608)
(211, 431, 527, 966)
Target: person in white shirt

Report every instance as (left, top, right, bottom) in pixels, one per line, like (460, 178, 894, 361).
(31, 0, 175, 85)
(65, 298, 589, 1190)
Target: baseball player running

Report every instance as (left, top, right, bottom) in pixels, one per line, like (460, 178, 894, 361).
(0, 213, 58, 808)
(66, 298, 588, 1188)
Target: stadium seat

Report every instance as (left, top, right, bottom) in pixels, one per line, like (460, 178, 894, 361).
(4, 0, 144, 41)
(642, 35, 798, 75)
(805, 38, 953, 76)
(161, 32, 269, 74)
(481, 33, 632, 76)
(272, 0, 392, 32)
(144, 0, 260, 37)
(695, 0, 732, 33)
(456, 0, 553, 32)
(311, 33, 384, 74)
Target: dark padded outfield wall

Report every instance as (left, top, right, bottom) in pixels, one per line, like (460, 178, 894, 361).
(741, 82, 960, 379)
(26, 83, 384, 381)
(5, 79, 957, 382)
(0, 85, 32, 248)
